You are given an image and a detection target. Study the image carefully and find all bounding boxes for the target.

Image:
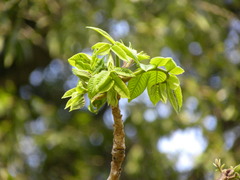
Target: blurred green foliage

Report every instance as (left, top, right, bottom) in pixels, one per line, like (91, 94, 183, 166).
(1, 0, 240, 179)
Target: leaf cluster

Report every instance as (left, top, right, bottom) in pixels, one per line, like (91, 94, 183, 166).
(62, 27, 184, 113)
(213, 159, 240, 180)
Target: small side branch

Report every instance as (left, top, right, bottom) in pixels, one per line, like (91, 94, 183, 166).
(107, 104, 125, 180)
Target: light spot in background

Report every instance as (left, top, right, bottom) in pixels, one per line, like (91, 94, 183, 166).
(43, 59, 64, 82)
(89, 132, 103, 146)
(109, 20, 130, 39)
(224, 126, 240, 150)
(185, 96, 199, 112)
(160, 47, 180, 65)
(231, 18, 240, 33)
(94, 11, 104, 25)
(188, 42, 202, 56)
(203, 115, 217, 131)
(157, 127, 208, 172)
(225, 19, 240, 64)
(144, 109, 157, 122)
(19, 85, 32, 100)
(25, 117, 47, 135)
(209, 75, 221, 89)
(103, 108, 113, 129)
(125, 124, 137, 138)
(216, 88, 227, 101)
(18, 136, 45, 169)
(63, 74, 78, 90)
(29, 68, 43, 86)
(157, 103, 171, 118)
(119, 98, 130, 121)
(175, 153, 194, 172)
(224, 131, 236, 150)
(229, 49, 240, 64)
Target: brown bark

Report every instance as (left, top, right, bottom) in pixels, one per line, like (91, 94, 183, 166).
(107, 104, 126, 180)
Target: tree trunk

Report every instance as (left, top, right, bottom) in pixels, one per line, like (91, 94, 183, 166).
(107, 104, 125, 180)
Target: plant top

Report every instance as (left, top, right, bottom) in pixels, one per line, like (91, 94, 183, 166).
(62, 26, 184, 113)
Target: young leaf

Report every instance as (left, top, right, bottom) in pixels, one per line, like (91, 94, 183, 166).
(234, 165, 240, 173)
(69, 96, 85, 111)
(115, 41, 139, 63)
(159, 83, 167, 103)
(72, 68, 91, 80)
(166, 85, 182, 113)
(107, 54, 115, 71)
(137, 51, 150, 60)
(86, 26, 115, 44)
(169, 66, 185, 75)
(68, 53, 91, 70)
(167, 74, 180, 90)
(147, 70, 167, 88)
(111, 44, 130, 62)
(128, 72, 149, 101)
(88, 98, 107, 113)
(94, 43, 111, 55)
(113, 67, 135, 77)
(88, 71, 112, 98)
(62, 88, 76, 99)
(110, 72, 130, 98)
(107, 88, 118, 107)
(92, 42, 109, 50)
(139, 63, 156, 72)
(65, 93, 85, 111)
(91, 56, 105, 74)
(165, 58, 177, 71)
(147, 84, 162, 105)
(150, 57, 171, 67)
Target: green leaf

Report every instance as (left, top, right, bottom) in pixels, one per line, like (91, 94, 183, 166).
(72, 69, 91, 80)
(150, 57, 171, 67)
(65, 93, 85, 111)
(167, 75, 180, 90)
(165, 58, 177, 71)
(169, 66, 185, 75)
(88, 98, 107, 113)
(76, 82, 87, 94)
(107, 88, 118, 107)
(62, 88, 76, 99)
(166, 85, 182, 113)
(137, 51, 150, 60)
(147, 84, 162, 105)
(94, 43, 111, 55)
(111, 44, 130, 62)
(159, 83, 167, 103)
(113, 67, 135, 77)
(91, 56, 105, 74)
(110, 72, 130, 98)
(68, 53, 91, 70)
(88, 71, 113, 99)
(115, 41, 139, 64)
(128, 72, 149, 101)
(69, 96, 85, 111)
(92, 42, 108, 50)
(86, 26, 115, 44)
(139, 63, 156, 71)
(234, 165, 240, 173)
(106, 54, 115, 71)
(147, 70, 167, 88)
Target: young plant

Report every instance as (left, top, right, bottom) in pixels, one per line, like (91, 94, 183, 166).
(62, 26, 184, 180)
(213, 159, 240, 180)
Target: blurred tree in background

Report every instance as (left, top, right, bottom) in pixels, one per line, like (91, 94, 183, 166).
(1, 0, 240, 179)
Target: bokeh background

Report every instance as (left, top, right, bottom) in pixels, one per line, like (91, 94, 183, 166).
(1, 0, 240, 179)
